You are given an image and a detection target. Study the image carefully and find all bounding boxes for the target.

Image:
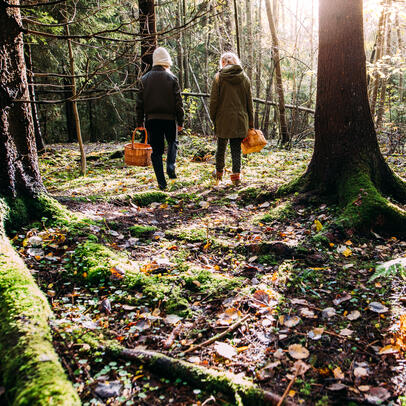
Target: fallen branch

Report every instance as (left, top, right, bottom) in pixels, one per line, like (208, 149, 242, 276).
(183, 314, 250, 354)
(111, 346, 296, 406)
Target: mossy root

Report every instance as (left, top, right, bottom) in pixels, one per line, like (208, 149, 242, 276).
(106, 346, 296, 406)
(338, 167, 406, 236)
(0, 201, 80, 405)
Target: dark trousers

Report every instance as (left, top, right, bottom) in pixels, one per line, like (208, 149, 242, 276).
(146, 119, 177, 187)
(216, 137, 244, 174)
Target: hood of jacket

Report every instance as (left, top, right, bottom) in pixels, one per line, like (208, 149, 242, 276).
(219, 64, 245, 85)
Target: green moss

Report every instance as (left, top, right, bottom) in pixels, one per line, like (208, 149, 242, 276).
(129, 225, 158, 237)
(259, 201, 295, 223)
(70, 240, 132, 281)
(338, 166, 406, 236)
(70, 242, 241, 316)
(277, 173, 307, 196)
(0, 233, 79, 405)
(131, 191, 167, 207)
(165, 227, 207, 243)
(238, 186, 274, 205)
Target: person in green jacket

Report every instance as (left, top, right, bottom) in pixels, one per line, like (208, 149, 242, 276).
(209, 52, 254, 186)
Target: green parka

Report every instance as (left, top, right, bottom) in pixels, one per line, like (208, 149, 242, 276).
(209, 64, 254, 139)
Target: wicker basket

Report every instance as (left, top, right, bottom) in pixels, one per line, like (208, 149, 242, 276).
(124, 128, 152, 167)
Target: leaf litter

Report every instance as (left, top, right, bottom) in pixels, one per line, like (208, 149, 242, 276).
(9, 139, 406, 405)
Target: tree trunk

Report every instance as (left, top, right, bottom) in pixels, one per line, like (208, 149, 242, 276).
(283, 0, 406, 236)
(376, 0, 392, 129)
(233, 0, 241, 58)
(25, 43, 45, 154)
(0, 3, 80, 404)
(369, 0, 386, 116)
(254, 0, 263, 128)
(265, 0, 289, 146)
(245, 0, 253, 81)
(176, 0, 184, 89)
(66, 22, 86, 175)
(138, 0, 157, 73)
(0, 2, 44, 199)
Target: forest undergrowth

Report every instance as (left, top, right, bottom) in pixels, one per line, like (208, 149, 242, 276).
(4, 134, 406, 406)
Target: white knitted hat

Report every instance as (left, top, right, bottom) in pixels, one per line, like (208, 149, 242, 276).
(152, 47, 172, 67)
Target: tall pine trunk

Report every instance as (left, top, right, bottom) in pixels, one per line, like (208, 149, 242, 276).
(265, 0, 289, 146)
(284, 0, 406, 235)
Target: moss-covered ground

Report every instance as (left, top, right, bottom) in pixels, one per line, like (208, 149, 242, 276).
(6, 135, 406, 405)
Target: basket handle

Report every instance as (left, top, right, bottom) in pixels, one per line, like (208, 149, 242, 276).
(133, 127, 148, 148)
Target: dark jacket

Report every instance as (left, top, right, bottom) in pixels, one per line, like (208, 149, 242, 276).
(209, 64, 254, 139)
(136, 66, 184, 127)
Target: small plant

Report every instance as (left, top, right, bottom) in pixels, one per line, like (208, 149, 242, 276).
(369, 258, 406, 282)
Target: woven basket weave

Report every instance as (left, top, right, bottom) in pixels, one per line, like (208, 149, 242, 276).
(124, 128, 152, 167)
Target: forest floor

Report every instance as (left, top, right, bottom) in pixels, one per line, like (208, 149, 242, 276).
(5, 134, 406, 405)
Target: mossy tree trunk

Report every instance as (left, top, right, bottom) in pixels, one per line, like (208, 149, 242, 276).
(0, 2, 80, 404)
(283, 0, 406, 235)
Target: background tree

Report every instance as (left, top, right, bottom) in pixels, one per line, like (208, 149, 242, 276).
(284, 0, 406, 235)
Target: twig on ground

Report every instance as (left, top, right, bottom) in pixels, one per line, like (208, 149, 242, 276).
(183, 314, 251, 354)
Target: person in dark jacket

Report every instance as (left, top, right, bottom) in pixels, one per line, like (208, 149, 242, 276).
(209, 52, 254, 186)
(136, 47, 184, 190)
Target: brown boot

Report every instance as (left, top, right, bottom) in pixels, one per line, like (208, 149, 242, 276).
(212, 170, 223, 181)
(230, 173, 241, 186)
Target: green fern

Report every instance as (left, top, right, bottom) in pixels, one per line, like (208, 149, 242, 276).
(369, 258, 406, 282)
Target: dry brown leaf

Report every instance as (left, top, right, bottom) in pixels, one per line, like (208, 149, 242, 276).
(288, 344, 309, 360)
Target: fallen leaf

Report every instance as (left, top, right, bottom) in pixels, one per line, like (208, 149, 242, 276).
(214, 342, 237, 360)
(354, 367, 368, 378)
(281, 315, 301, 328)
(339, 328, 354, 337)
(322, 307, 336, 319)
(308, 327, 324, 340)
(333, 366, 345, 379)
(327, 383, 346, 391)
(365, 387, 390, 404)
(369, 302, 388, 313)
(347, 310, 361, 321)
(292, 360, 310, 375)
(288, 344, 309, 360)
(378, 344, 400, 354)
(300, 307, 316, 318)
(333, 293, 352, 306)
(165, 314, 182, 325)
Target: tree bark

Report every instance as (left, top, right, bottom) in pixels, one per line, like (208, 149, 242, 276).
(0, 2, 80, 404)
(376, 0, 392, 129)
(25, 43, 45, 154)
(233, 0, 241, 58)
(282, 0, 406, 236)
(0, 1, 44, 198)
(265, 0, 289, 146)
(138, 0, 157, 74)
(369, 0, 386, 116)
(65, 22, 86, 175)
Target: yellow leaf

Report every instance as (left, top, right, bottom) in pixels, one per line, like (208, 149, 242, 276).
(288, 390, 296, 397)
(343, 248, 352, 257)
(237, 346, 249, 352)
(314, 219, 323, 232)
(345, 240, 353, 246)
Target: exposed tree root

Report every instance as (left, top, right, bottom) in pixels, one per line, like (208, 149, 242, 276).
(277, 164, 406, 238)
(85, 339, 296, 406)
(0, 200, 80, 405)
